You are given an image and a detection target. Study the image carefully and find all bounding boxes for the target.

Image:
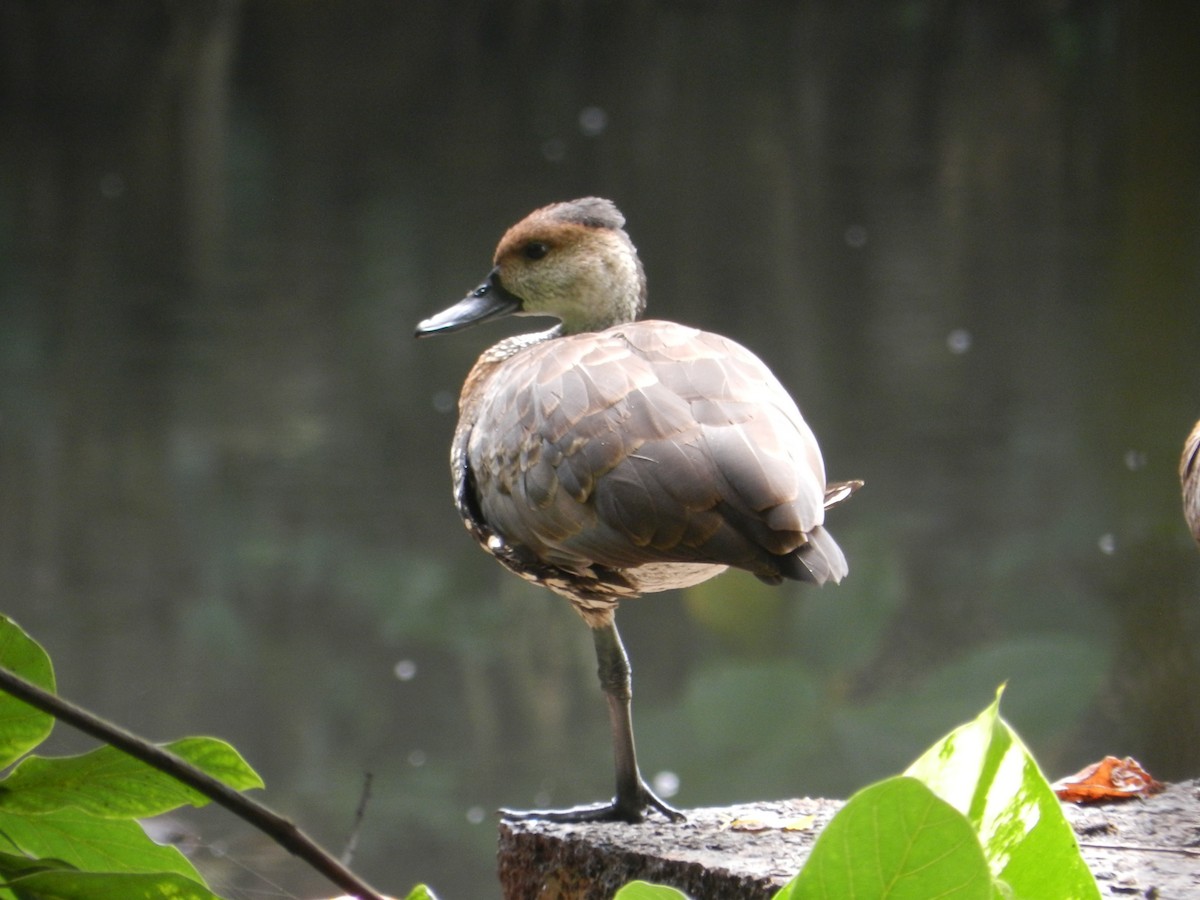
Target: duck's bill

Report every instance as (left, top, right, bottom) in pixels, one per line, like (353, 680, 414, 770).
(415, 271, 522, 337)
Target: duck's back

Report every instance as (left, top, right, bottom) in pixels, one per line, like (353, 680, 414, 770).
(457, 320, 847, 593)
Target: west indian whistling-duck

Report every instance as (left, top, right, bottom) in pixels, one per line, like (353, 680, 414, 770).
(415, 197, 861, 823)
(1183, 419, 1200, 548)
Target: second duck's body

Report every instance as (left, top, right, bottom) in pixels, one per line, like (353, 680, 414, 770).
(1183, 419, 1200, 547)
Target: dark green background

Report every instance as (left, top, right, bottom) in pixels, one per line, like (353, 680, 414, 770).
(2, 2, 1198, 897)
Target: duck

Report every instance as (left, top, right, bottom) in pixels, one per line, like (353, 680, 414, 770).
(1183, 419, 1200, 548)
(415, 197, 861, 823)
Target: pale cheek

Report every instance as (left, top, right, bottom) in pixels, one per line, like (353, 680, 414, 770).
(517, 271, 574, 314)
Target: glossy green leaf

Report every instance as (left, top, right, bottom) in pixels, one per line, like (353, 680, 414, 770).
(905, 688, 1099, 899)
(778, 776, 993, 900)
(0, 737, 262, 819)
(613, 881, 692, 900)
(905, 691, 1097, 896)
(0, 618, 55, 769)
(403, 886, 441, 900)
(4, 869, 220, 900)
(0, 807, 203, 883)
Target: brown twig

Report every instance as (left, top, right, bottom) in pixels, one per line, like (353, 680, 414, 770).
(0, 665, 388, 900)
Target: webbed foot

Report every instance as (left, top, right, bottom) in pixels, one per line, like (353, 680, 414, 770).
(500, 785, 684, 824)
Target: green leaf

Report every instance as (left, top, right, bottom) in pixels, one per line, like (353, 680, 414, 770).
(613, 882, 692, 900)
(0, 807, 204, 883)
(0, 847, 70, 900)
(778, 776, 993, 900)
(0, 847, 77, 881)
(163, 737, 264, 793)
(0, 618, 55, 769)
(404, 886, 441, 900)
(0, 737, 263, 819)
(905, 688, 1100, 899)
(4, 869, 221, 900)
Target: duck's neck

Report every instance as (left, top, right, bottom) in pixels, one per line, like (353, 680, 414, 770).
(555, 241, 647, 336)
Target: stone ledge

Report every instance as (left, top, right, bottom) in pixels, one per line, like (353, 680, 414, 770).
(498, 797, 840, 900)
(498, 781, 1200, 899)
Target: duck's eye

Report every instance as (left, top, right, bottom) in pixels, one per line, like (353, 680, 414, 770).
(523, 242, 549, 261)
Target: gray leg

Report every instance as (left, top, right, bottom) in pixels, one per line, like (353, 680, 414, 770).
(501, 619, 684, 823)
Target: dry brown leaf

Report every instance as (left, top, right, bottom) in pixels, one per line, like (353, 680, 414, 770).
(1053, 755, 1164, 803)
(727, 812, 816, 833)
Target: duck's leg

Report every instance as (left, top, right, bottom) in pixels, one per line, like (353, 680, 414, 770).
(592, 619, 684, 822)
(501, 619, 684, 823)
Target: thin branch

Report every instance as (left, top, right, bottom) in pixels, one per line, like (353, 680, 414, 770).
(341, 771, 374, 866)
(0, 665, 388, 900)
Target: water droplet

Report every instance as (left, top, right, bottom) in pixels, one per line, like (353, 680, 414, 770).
(1098, 533, 1116, 555)
(947, 328, 972, 354)
(653, 770, 680, 799)
(432, 390, 455, 414)
(394, 659, 418, 681)
(844, 224, 868, 248)
(466, 806, 486, 824)
(541, 138, 566, 163)
(1124, 449, 1147, 471)
(578, 106, 608, 137)
(407, 749, 427, 767)
(100, 172, 125, 199)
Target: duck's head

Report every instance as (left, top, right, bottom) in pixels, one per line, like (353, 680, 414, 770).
(416, 197, 647, 338)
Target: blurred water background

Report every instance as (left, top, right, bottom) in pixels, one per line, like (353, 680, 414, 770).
(2, 1, 1199, 897)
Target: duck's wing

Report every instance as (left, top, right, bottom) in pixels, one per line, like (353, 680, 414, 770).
(465, 321, 847, 584)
